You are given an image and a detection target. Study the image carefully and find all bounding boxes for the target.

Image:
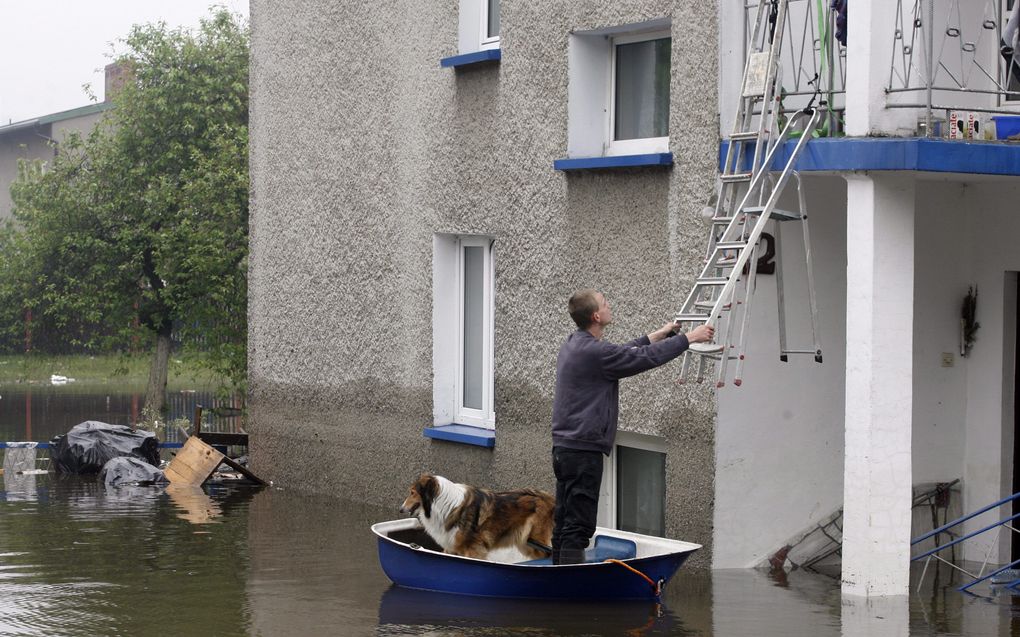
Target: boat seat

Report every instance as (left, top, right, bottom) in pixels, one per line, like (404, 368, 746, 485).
(518, 535, 637, 565)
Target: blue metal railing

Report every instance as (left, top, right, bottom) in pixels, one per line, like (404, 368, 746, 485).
(1, 442, 184, 449)
(911, 490, 1020, 592)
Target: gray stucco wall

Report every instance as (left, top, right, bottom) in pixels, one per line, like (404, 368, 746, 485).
(249, 0, 719, 564)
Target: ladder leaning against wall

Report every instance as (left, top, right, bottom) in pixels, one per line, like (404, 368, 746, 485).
(674, 0, 824, 388)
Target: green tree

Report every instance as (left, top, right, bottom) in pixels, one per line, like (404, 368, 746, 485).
(8, 9, 249, 415)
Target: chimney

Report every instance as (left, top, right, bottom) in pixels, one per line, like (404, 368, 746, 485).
(104, 62, 132, 101)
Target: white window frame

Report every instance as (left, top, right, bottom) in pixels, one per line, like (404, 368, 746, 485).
(598, 431, 667, 530)
(606, 29, 672, 156)
(459, 0, 500, 54)
(480, 0, 500, 50)
(454, 236, 495, 428)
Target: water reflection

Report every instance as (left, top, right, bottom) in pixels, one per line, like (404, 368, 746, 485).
(377, 587, 686, 635)
(166, 484, 223, 524)
(2, 472, 1019, 636)
(0, 385, 242, 446)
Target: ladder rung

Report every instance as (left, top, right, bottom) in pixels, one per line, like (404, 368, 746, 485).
(689, 342, 725, 355)
(674, 313, 711, 322)
(714, 241, 747, 250)
(695, 301, 732, 311)
(728, 131, 759, 142)
(781, 350, 818, 355)
(742, 206, 802, 222)
(695, 278, 730, 285)
(711, 216, 735, 224)
(721, 173, 753, 183)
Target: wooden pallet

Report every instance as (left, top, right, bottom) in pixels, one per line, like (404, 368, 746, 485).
(165, 436, 265, 487)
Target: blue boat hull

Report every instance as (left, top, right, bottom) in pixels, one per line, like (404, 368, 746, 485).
(375, 521, 698, 600)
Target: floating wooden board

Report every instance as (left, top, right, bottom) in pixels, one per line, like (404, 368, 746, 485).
(165, 436, 267, 487)
(165, 437, 225, 486)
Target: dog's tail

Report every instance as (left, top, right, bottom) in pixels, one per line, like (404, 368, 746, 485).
(527, 539, 553, 555)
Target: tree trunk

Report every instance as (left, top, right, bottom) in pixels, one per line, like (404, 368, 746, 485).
(144, 323, 172, 418)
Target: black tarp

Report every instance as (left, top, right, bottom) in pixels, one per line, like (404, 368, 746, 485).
(49, 421, 160, 474)
(100, 456, 168, 487)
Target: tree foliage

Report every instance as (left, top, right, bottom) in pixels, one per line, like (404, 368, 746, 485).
(5, 10, 249, 411)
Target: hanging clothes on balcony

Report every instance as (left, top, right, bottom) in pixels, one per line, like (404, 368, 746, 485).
(1003, 5, 1020, 85)
(830, 0, 847, 46)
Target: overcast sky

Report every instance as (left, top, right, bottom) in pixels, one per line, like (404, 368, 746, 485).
(0, 1, 250, 125)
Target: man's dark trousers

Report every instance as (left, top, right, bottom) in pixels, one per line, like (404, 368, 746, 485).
(551, 446, 603, 565)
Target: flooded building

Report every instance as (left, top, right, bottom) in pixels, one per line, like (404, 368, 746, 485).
(249, 0, 1020, 596)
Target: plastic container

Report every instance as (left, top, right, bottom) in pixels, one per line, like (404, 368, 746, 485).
(992, 115, 1020, 140)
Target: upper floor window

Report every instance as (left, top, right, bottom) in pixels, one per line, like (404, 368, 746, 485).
(609, 32, 671, 155)
(459, 0, 500, 54)
(567, 19, 672, 159)
(481, 0, 500, 49)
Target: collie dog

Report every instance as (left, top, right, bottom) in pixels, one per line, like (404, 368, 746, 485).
(399, 473, 555, 561)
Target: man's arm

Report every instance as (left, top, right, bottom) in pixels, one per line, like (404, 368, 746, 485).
(649, 321, 715, 343)
(604, 323, 716, 380)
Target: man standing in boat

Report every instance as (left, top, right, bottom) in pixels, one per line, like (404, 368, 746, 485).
(551, 290, 714, 565)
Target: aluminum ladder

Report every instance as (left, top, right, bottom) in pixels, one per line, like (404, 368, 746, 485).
(674, 0, 823, 387)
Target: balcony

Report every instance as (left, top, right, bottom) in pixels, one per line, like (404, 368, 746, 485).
(723, 1, 1020, 177)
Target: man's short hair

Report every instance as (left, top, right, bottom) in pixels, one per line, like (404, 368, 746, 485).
(568, 289, 601, 329)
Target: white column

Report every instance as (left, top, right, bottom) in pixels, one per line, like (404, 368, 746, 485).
(841, 595, 909, 637)
(845, 0, 916, 136)
(842, 174, 915, 597)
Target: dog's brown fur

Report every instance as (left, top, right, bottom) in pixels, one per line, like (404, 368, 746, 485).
(399, 473, 555, 561)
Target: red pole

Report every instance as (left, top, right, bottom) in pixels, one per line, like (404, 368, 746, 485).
(24, 308, 32, 353)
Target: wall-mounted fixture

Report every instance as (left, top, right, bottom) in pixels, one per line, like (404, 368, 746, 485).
(961, 286, 980, 357)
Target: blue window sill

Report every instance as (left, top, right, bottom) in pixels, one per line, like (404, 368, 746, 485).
(423, 424, 495, 448)
(554, 153, 674, 171)
(440, 49, 501, 69)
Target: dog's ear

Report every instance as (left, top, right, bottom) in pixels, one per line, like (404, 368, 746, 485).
(418, 475, 438, 518)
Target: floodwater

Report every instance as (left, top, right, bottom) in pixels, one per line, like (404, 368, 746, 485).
(3, 389, 1020, 635)
(0, 384, 241, 446)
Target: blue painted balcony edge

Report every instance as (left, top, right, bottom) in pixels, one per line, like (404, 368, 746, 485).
(423, 424, 495, 448)
(440, 49, 501, 68)
(719, 137, 1020, 176)
(554, 153, 674, 171)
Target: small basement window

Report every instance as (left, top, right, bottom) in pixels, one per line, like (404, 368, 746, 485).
(598, 431, 667, 537)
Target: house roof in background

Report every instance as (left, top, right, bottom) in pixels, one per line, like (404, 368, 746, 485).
(0, 101, 114, 137)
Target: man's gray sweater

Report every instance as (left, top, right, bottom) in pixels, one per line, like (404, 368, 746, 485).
(551, 329, 691, 455)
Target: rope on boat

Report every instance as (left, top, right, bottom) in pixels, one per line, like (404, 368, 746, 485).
(604, 559, 663, 596)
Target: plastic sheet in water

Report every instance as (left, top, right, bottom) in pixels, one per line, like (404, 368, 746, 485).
(49, 421, 160, 474)
(100, 456, 168, 487)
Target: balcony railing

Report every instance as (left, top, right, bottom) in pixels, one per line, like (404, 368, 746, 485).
(743, 0, 847, 126)
(887, 0, 1020, 135)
